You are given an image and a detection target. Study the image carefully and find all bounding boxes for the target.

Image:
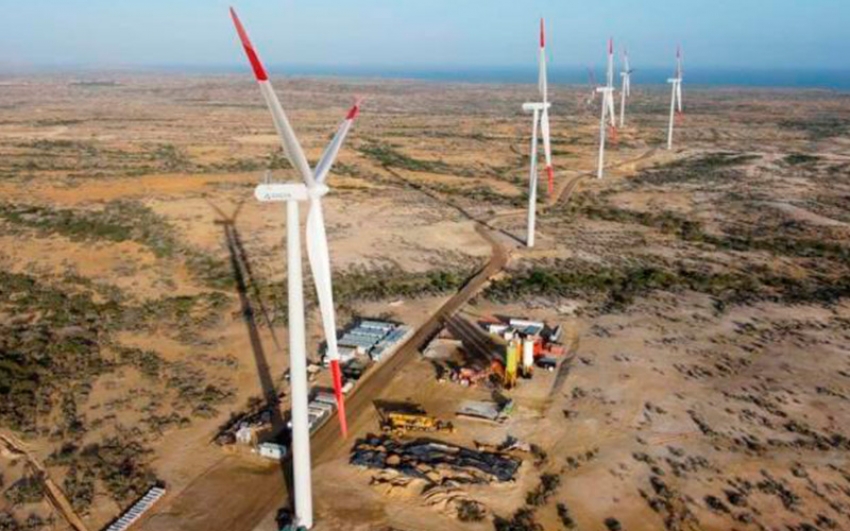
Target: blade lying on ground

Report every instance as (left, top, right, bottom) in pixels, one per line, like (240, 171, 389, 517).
(305, 198, 348, 437)
(230, 7, 314, 186)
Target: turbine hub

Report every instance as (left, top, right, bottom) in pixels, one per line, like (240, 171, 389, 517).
(307, 183, 330, 199)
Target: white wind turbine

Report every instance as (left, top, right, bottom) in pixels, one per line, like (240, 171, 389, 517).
(619, 48, 633, 127)
(667, 45, 684, 150)
(230, 8, 359, 530)
(521, 18, 555, 249)
(595, 38, 617, 179)
(583, 67, 599, 107)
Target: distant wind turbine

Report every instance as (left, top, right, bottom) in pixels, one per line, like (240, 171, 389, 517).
(585, 67, 598, 106)
(595, 38, 617, 179)
(230, 8, 360, 530)
(521, 18, 555, 248)
(619, 48, 633, 127)
(666, 45, 684, 150)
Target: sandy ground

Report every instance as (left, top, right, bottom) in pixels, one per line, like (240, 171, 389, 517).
(1, 74, 849, 531)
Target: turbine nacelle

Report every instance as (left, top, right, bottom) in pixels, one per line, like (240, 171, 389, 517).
(522, 102, 551, 113)
(254, 182, 331, 203)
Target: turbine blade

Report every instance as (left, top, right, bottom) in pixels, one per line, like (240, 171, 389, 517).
(677, 45, 683, 78)
(540, 17, 545, 48)
(305, 198, 347, 437)
(230, 7, 314, 186)
(314, 98, 361, 184)
(538, 19, 548, 102)
(541, 109, 553, 194)
(677, 83, 683, 113)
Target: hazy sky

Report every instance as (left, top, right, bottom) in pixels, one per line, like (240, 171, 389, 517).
(0, 0, 847, 71)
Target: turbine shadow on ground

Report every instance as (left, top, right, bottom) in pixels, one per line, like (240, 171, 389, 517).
(213, 202, 296, 515)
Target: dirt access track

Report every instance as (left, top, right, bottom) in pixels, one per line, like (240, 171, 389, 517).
(138, 146, 661, 531)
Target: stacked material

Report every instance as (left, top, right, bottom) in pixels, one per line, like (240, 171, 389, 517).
(456, 399, 514, 423)
(335, 321, 411, 362)
(105, 486, 166, 531)
(350, 435, 521, 484)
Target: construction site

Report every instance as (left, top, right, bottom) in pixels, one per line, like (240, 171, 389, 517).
(331, 312, 573, 525)
(214, 319, 413, 461)
(2, 33, 849, 531)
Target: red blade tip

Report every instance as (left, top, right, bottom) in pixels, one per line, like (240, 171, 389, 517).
(540, 18, 545, 48)
(609, 38, 613, 54)
(346, 97, 362, 120)
(229, 7, 268, 82)
(330, 360, 348, 437)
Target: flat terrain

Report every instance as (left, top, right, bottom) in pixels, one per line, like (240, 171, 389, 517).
(1, 73, 849, 531)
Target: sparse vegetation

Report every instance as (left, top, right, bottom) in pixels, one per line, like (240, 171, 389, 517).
(627, 152, 759, 187)
(784, 153, 820, 165)
(494, 508, 543, 531)
(0, 271, 116, 431)
(360, 141, 456, 174)
(526, 473, 561, 506)
(47, 436, 157, 510)
(333, 264, 475, 303)
(779, 116, 849, 140)
(457, 499, 487, 522)
(3, 475, 44, 505)
(485, 258, 850, 311)
(0, 201, 177, 258)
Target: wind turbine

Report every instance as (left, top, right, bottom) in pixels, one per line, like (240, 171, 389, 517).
(521, 18, 554, 248)
(585, 67, 598, 106)
(619, 48, 633, 127)
(595, 38, 617, 179)
(666, 45, 684, 150)
(230, 8, 360, 530)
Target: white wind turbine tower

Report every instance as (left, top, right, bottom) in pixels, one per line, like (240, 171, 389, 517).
(521, 18, 554, 249)
(619, 48, 633, 127)
(595, 38, 617, 179)
(230, 8, 359, 530)
(667, 45, 684, 150)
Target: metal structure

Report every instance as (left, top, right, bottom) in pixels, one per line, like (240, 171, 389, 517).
(619, 48, 633, 127)
(504, 339, 519, 388)
(596, 38, 618, 179)
(522, 18, 554, 248)
(667, 45, 684, 150)
(230, 8, 360, 529)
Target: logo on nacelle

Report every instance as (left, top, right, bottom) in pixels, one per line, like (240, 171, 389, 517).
(254, 183, 311, 202)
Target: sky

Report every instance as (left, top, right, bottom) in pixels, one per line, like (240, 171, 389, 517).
(0, 0, 847, 72)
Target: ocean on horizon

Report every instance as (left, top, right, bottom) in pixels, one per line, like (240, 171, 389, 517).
(222, 65, 850, 91)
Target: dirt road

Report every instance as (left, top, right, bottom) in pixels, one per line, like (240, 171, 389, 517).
(0, 432, 90, 531)
(139, 206, 511, 531)
(139, 146, 661, 531)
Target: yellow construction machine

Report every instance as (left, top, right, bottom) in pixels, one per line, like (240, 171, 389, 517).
(381, 411, 455, 435)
